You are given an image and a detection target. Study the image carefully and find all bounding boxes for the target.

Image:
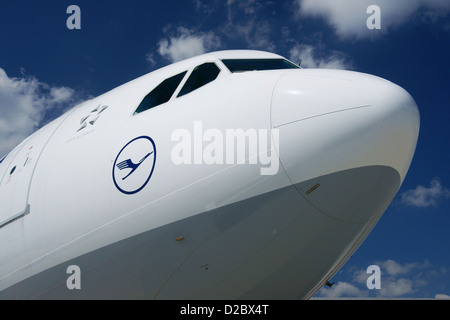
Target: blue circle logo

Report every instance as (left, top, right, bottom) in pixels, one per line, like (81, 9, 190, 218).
(112, 136, 156, 194)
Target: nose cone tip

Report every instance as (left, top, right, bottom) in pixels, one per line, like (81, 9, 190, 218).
(272, 70, 420, 186)
(371, 76, 420, 125)
(271, 70, 420, 224)
(271, 70, 421, 225)
(369, 79, 420, 181)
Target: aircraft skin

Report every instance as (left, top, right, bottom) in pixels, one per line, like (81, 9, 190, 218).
(0, 50, 419, 299)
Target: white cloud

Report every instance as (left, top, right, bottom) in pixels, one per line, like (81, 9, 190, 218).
(380, 278, 415, 297)
(226, 19, 275, 51)
(154, 0, 275, 64)
(375, 260, 442, 297)
(289, 44, 352, 69)
(435, 294, 450, 299)
(401, 178, 450, 208)
(226, 0, 260, 22)
(0, 68, 76, 156)
(223, 0, 275, 51)
(318, 281, 367, 298)
(317, 261, 418, 297)
(145, 52, 156, 66)
(48, 87, 74, 104)
(296, 0, 450, 40)
(157, 27, 221, 63)
(316, 259, 444, 298)
(194, 0, 222, 15)
(379, 259, 420, 277)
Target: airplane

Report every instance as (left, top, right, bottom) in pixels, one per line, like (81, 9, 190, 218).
(0, 50, 420, 299)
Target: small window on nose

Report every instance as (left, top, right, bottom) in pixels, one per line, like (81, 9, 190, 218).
(177, 63, 221, 97)
(134, 71, 187, 115)
(221, 59, 299, 73)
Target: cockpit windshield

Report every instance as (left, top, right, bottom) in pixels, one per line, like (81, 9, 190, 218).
(221, 59, 300, 73)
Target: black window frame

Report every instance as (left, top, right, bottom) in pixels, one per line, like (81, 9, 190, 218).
(177, 62, 221, 98)
(134, 71, 187, 115)
(221, 59, 300, 73)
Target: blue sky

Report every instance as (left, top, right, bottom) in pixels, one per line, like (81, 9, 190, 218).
(0, 0, 449, 298)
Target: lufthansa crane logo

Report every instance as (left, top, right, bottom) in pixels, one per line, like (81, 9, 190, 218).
(112, 136, 156, 195)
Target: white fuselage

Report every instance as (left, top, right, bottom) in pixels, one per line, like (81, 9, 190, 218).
(0, 50, 419, 299)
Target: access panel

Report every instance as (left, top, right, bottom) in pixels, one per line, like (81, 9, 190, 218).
(0, 118, 64, 228)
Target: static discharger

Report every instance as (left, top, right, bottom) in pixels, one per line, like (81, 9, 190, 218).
(306, 183, 320, 195)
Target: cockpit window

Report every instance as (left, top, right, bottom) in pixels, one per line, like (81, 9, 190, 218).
(221, 59, 299, 73)
(177, 63, 221, 97)
(134, 71, 187, 114)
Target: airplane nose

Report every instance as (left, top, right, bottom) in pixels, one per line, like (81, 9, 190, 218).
(271, 70, 420, 223)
